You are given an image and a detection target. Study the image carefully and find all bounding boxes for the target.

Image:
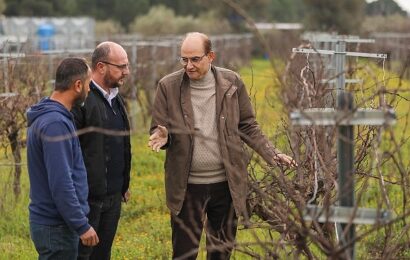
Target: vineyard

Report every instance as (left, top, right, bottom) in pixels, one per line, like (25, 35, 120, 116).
(1, 29, 410, 258)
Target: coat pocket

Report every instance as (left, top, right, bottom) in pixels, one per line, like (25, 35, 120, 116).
(224, 86, 240, 136)
(226, 135, 249, 171)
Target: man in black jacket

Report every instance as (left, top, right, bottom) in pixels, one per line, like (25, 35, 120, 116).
(72, 41, 131, 260)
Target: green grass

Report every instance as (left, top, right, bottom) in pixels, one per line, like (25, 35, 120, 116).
(0, 153, 36, 259)
(1, 58, 410, 258)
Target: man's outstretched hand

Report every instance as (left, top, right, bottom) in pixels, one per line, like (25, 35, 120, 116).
(148, 125, 168, 152)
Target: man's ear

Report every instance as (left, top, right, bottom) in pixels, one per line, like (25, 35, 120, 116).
(96, 62, 106, 73)
(208, 51, 216, 63)
(73, 79, 82, 93)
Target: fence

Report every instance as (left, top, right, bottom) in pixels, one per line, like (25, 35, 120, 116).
(0, 33, 254, 128)
(366, 32, 410, 78)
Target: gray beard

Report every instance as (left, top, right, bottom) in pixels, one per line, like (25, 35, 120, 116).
(104, 75, 121, 89)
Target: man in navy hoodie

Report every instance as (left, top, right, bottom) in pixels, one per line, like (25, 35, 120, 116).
(27, 57, 99, 259)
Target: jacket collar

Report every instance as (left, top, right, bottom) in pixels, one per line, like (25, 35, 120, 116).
(180, 73, 194, 132)
(179, 65, 234, 132)
(211, 65, 233, 117)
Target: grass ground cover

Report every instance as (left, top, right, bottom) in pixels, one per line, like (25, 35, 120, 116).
(0, 58, 409, 258)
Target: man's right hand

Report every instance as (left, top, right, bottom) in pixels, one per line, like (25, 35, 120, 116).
(148, 125, 168, 152)
(80, 227, 99, 247)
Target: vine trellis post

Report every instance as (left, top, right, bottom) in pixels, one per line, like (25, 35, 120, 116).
(291, 35, 395, 259)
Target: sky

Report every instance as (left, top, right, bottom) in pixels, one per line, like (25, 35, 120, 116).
(395, 0, 410, 13)
(367, 0, 410, 13)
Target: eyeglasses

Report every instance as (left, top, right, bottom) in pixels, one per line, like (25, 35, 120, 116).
(100, 61, 129, 70)
(179, 53, 208, 66)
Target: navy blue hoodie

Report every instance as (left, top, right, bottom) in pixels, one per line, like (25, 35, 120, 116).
(26, 98, 90, 236)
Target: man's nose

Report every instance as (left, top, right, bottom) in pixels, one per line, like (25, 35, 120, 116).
(186, 60, 194, 69)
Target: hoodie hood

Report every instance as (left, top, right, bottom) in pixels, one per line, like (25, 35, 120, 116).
(27, 98, 72, 127)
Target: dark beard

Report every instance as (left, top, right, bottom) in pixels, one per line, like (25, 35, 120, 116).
(73, 86, 87, 108)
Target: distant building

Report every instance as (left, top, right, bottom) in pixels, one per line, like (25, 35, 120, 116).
(254, 23, 303, 31)
(0, 17, 95, 52)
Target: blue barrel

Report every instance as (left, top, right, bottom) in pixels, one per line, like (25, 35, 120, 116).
(37, 23, 55, 51)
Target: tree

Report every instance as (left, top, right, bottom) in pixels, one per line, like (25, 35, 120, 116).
(302, 0, 366, 34)
(129, 5, 232, 35)
(113, 0, 150, 29)
(129, 5, 178, 35)
(269, 0, 305, 22)
(4, 0, 53, 16)
(194, 0, 271, 31)
(366, 0, 407, 16)
(51, 0, 78, 16)
(149, 0, 202, 16)
(0, 0, 6, 14)
(2, 0, 308, 31)
(74, 0, 149, 30)
(4, 0, 77, 16)
(74, 0, 114, 20)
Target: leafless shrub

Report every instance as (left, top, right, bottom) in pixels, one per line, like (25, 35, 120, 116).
(221, 0, 410, 258)
(0, 55, 52, 200)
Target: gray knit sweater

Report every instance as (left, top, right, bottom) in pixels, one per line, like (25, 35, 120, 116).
(188, 69, 226, 184)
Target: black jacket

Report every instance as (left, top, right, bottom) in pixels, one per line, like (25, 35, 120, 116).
(72, 82, 131, 199)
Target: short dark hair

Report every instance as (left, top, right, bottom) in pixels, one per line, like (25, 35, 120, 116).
(91, 43, 110, 70)
(55, 57, 89, 91)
